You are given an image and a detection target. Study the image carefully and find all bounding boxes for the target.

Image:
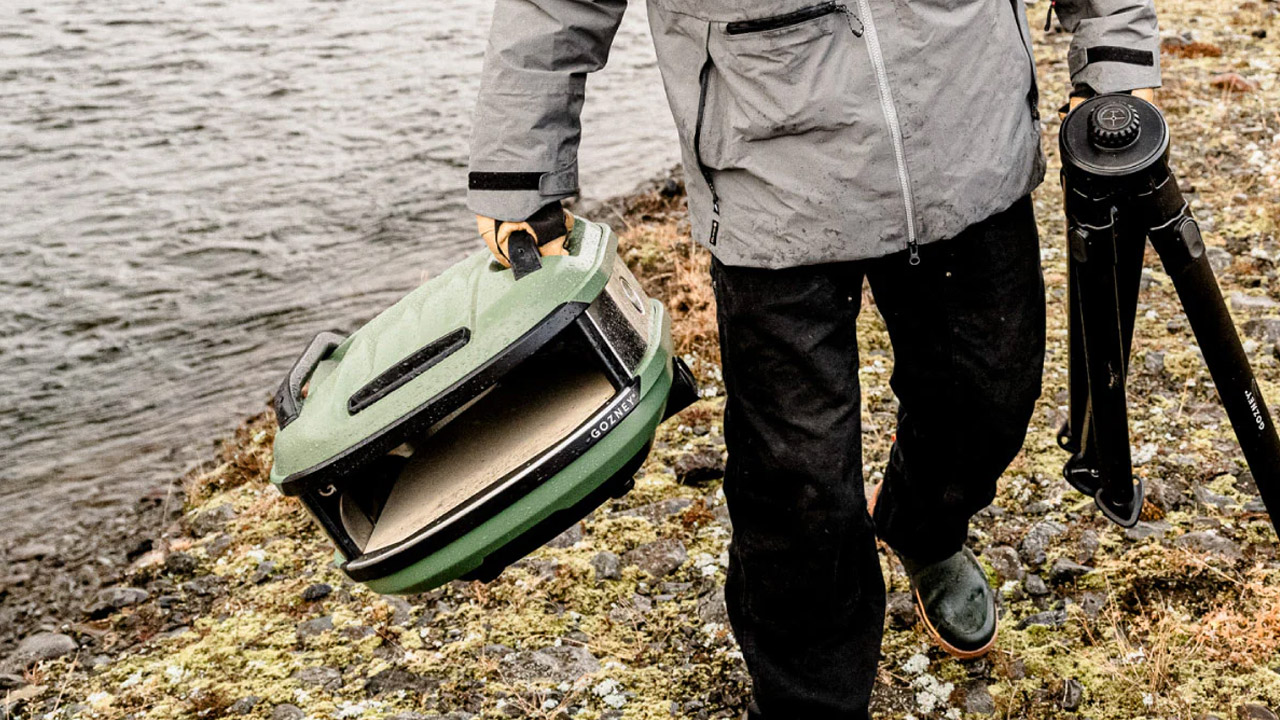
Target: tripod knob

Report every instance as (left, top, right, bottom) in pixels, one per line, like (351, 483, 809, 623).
(1088, 101, 1142, 149)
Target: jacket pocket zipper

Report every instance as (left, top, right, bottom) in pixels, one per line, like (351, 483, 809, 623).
(1008, 0, 1040, 120)
(726, 2, 862, 37)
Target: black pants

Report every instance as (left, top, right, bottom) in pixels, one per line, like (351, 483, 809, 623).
(713, 197, 1045, 720)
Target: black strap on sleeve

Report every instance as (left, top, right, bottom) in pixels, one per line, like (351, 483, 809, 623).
(1085, 46, 1155, 67)
(468, 171, 544, 191)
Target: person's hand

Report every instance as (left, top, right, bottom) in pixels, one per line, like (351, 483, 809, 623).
(476, 204, 574, 268)
(1060, 87, 1157, 120)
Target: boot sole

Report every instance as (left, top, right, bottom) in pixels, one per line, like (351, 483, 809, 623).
(872, 482, 998, 659)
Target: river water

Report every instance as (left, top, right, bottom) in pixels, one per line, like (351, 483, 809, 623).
(0, 0, 678, 542)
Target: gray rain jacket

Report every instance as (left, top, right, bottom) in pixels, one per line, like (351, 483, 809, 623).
(467, 0, 1160, 268)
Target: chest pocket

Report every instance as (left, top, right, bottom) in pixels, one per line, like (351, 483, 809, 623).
(700, 2, 866, 164)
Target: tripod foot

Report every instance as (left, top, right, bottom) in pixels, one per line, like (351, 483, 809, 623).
(1063, 455, 1145, 528)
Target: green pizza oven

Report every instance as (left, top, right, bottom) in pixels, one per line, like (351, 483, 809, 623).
(268, 216, 696, 594)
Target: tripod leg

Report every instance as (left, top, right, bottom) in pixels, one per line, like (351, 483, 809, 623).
(1150, 214, 1280, 538)
(1069, 219, 1144, 526)
(1060, 256, 1088, 454)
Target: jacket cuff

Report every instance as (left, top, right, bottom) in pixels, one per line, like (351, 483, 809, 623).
(1068, 44, 1162, 95)
(467, 165, 579, 221)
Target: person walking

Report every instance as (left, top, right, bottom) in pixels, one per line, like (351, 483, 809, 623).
(466, 0, 1160, 717)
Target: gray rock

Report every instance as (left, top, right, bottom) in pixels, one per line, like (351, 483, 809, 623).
(545, 523, 583, 549)
(618, 499, 693, 524)
(292, 666, 342, 691)
(1076, 591, 1107, 619)
(1125, 520, 1171, 541)
(297, 615, 334, 638)
(0, 673, 25, 690)
(9, 542, 55, 562)
(1230, 293, 1280, 312)
(302, 583, 332, 602)
(964, 683, 997, 715)
(1174, 530, 1243, 561)
(102, 586, 150, 607)
(886, 592, 917, 630)
(697, 587, 729, 626)
(12, 633, 77, 666)
(228, 696, 260, 715)
(382, 596, 413, 626)
(191, 503, 236, 536)
(203, 533, 234, 559)
(182, 575, 227, 597)
(1075, 530, 1100, 564)
(591, 551, 621, 581)
(164, 552, 198, 576)
(1024, 574, 1050, 597)
(1195, 486, 1237, 509)
(1238, 705, 1280, 720)
(1061, 678, 1084, 711)
(984, 545, 1025, 583)
(622, 538, 688, 578)
(1049, 559, 1093, 583)
(608, 594, 653, 625)
(501, 644, 600, 683)
(249, 560, 276, 584)
(364, 668, 438, 696)
(1020, 520, 1067, 566)
(271, 704, 305, 720)
(1144, 350, 1166, 375)
(1206, 247, 1233, 274)
(1018, 609, 1068, 629)
(674, 447, 725, 485)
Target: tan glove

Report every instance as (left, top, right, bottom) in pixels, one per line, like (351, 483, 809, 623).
(1061, 87, 1157, 120)
(476, 204, 575, 269)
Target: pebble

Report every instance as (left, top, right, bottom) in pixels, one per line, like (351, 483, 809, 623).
(8, 543, 55, 562)
(545, 523, 583, 549)
(190, 503, 236, 537)
(249, 560, 276, 584)
(227, 696, 260, 715)
(87, 587, 150, 618)
(271, 704, 305, 720)
(363, 668, 438, 696)
(591, 551, 622, 581)
(696, 587, 729, 626)
(1075, 530, 1099, 564)
(301, 583, 332, 602)
(164, 552, 198, 576)
(618, 498, 693, 524)
(1048, 559, 1093, 583)
(1244, 318, 1280, 344)
(1018, 609, 1068, 629)
(1230, 292, 1278, 311)
(297, 615, 334, 638)
(1238, 705, 1280, 720)
(886, 592, 917, 630)
(500, 645, 600, 684)
(291, 666, 342, 691)
(983, 545, 1025, 583)
(1174, 530, 1243, 562)
(1125, 520, 1171, 541)
(1206, 247, 1233, 274)
(12, 632, 77, 666)
(1144, 351, 1166, 375)
(1061, 678, 1084, 711)
(964, 683, 997, 715)
(1020, 520, 1067, 566)
(1024, 574, 1050, 597)
(673, 446, 725, 485)
(622, 538, 688, 578)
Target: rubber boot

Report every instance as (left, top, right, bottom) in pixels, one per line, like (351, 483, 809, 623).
(899, 547, 997, 659)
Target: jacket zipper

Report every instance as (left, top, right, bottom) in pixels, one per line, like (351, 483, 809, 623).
(1009, 0, 1041, 120)
(694, 30, 720, 244)
(726, 2, 859, 35)
(852, 0, 920, 265)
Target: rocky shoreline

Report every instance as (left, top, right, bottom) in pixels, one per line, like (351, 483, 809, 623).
(4, 0, 1280, 716)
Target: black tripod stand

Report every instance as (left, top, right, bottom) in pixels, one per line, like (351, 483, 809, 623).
(1056, 94, 1280, 537)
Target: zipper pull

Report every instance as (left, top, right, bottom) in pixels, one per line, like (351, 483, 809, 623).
(1043, 0, 1056, 31)
(908, 240, 920, 266)
(838, 4, 863, 37)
